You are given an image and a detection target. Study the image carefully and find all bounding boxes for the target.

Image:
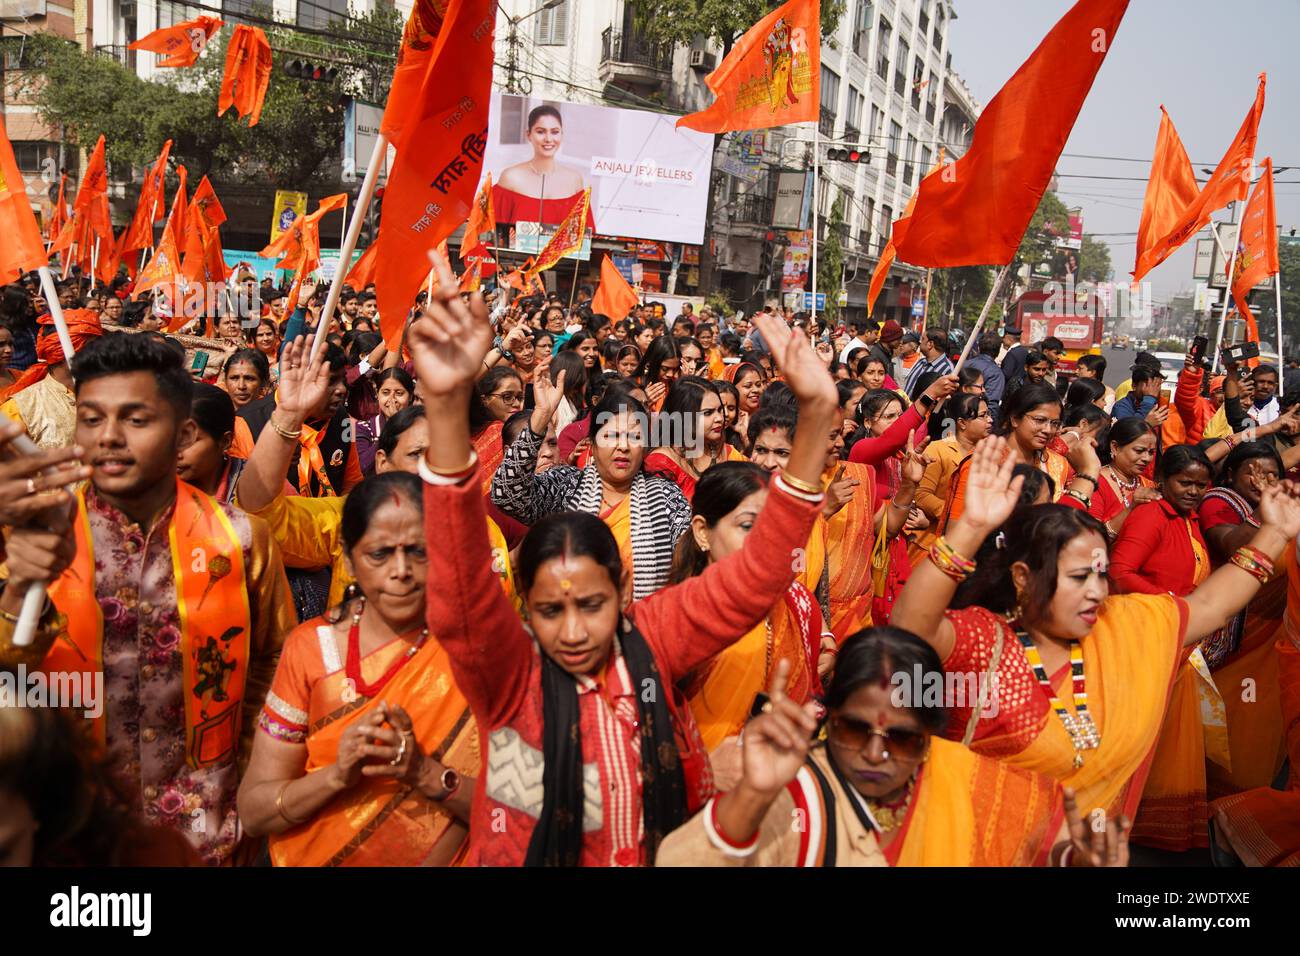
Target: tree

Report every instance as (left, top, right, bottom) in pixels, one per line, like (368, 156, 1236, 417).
(1077, 234, 1112, 283)
(817, 191, 845, 317)
(17, 5, 403, 193)
(929, 265, 996, 332)
(634, 0, 846, 295)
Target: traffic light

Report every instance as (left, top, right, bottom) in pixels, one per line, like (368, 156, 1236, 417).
(826, 147, 870, 164)
(285, 59, 339, 82)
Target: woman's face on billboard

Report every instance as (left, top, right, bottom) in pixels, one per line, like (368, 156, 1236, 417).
(528, 114, 563, 159)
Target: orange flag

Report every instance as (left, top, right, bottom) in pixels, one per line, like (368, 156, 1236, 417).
(458, 257, 482, 293)
(129, 15, 224, 68)
(868, 150, 945, 315)
(527, 189, 589, 280)
(591, 255, 639, 320)
(1133, 74, 1265, 281)
(74, 135, 113, 245)
(374, 0, 495, 349)
(164, 165, 188, 259)
(1132, 107, 1199, 280)
(46, 173, 68, 242)
(1231, 157, 1278, 335)
(459, 173, 495, 258)
(344, 242, 379, 290)
(676, 0, 820, 133)
(891, 0, 1129, 267)
(260, 193, 346, 263)
(121, 140, 172, 255)
(181, 176, 230, 285)
(136, 166, 189, 313)
(381, 0, 450, 148)
(218, 25, 273, 127)
(0, 120, 49, 280)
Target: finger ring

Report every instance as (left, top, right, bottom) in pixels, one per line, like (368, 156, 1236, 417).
(761, 701, 774, 714)
(389, 735, 408, 766)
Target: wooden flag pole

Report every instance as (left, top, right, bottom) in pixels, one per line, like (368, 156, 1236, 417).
(920, 268, 933, 337)
(12, 264, 77, 647)
(311, 133, 387, 363)
(952, 263, 1013, 374)
(567, 256, 581, 315)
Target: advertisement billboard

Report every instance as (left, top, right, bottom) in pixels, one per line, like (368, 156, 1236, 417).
(772, 171, 808, 230)
(484, 92, 713, 247)
(781, 230, 810, 291)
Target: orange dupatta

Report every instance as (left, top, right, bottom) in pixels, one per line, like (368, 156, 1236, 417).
(824, 461, 877, 642)
(268, 624, 477, 867)
(47, 482, 251, 768)
(472, 420, 505, 497)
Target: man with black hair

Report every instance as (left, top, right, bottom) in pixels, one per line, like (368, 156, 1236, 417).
(999, 325, 1028, 382)
(965, 331, 1007, 420)
(1039, 336, 1065, 386)
(0, 333, 294, 865)
(1112, 365, 1163, 420)
(232, 340, 361, 497)
(906, 328, 954, 397)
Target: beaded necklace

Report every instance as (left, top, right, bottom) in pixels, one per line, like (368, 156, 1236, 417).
(1013, 624, 1101, 768)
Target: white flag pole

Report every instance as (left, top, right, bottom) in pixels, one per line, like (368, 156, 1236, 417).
(1210, 221, 1241, 374)
(311, 133, 387, 363)
(810, 124, 819, 325)
(953, 263, 1013, 374)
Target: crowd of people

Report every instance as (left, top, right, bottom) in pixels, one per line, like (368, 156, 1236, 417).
(0, 256, 1297, 869)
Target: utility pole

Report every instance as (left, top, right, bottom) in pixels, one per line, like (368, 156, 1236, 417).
(499, 0, 562, 94)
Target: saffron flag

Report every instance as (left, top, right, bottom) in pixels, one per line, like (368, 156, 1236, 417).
(218, 25, 273, 127)
(527, 189, 589, 279)
(868, 149, 945, 315)
(380, 0, 450, 147)
(458, 257, 482, 293)
(0, 120, 49, 280)
(1132, 107, 1199, 280)
(135, 165, 189, 315)
(345, 242, 379, 290)
(676, 0, 820, 134)
(165, 165, 189, 259)
(46, 173, 68, 242)
(890, 0, 1129, 267)
(181, 176, 230, 285)
(459, 173, 495, 258)
(1133, 74, 1266, 281)
(1231, 157, 1279, 334)
(121, 140, 172, 254)
(374, 0, 495, 349)
(259, 193, 346, 264)
(591, 255, 639, 320)
(129, 16, 223, 68)
(74, 135, 113, 244)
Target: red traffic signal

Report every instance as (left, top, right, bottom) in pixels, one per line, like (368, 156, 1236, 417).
(286, 59, 340, 83)
(826, 147, 870, 164)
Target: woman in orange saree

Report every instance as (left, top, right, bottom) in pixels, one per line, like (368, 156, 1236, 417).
(890, 437, 1300, 824)
(658, 629, 1132, 868)
(237, 474, 478, 866)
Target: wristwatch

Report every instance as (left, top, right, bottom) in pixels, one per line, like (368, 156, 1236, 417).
(492, 336, 515, 363)
(433, 767, 461, 801)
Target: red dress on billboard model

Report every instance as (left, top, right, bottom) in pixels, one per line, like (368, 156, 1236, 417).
(492, 182, 597, 229)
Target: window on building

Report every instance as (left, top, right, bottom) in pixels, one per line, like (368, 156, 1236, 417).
(845, 86, 864, 139)
(893, 38, 909, 96)
(820, 66, 840, 137)
(876, 17, 891, 79)
(864, 196, 875, 251)
(852, 0, 873, 59)
(919, 1, 930, 38)
(926, 70, 938, 123)
(904, 134, 917, 184)
(869, 103, 882, 141)
(534, 0, 570, 45)
(295, 0, 349, 29)
(934, 7, 945, 48)
(911, 57, 925, 110)
(158, 1, 199, 29)
(11, 142, 45, 175)
(879, 204, 893, 254)
(921, 145, 932, 174)
(886, 121, 901, 177)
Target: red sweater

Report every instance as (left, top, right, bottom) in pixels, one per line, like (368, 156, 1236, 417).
(422, 468, 822, 866)
(848, 404, 927, 466)
(1110, 499, 1208, 597)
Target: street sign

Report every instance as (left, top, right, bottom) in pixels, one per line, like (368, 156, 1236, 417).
(802, 292, 826, 309)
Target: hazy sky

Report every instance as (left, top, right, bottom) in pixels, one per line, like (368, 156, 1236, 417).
(947, 0, 1299, 305)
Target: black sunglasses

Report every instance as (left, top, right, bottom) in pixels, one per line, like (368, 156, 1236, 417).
(827, 714, 927, 759)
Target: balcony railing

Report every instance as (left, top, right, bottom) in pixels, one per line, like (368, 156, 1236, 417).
(819, 107, 835, 137)
(731, 194, 774, 226)
(94, 44, 137, 70)
(600, 27, 672, 73)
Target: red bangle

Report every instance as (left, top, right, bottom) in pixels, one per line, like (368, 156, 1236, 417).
(709, 796, 760, 851)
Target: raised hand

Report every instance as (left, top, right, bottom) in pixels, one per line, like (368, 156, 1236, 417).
(646, 380, 668, 409)
(1256, 479, 1300, 539)
(275, 336, 333, 424)
(529, 355, 565, 434)
(958, 435, 1023, 533)
(0, 421, 89, 525)
(740, 660, 820, 797)
(1065, 434, 1101, 477)
(1062, 788, 1130, 867)
(406, 250, 493, 399)
(752, 311, 837, 410)
(923, 373, 960, 405)
(823, 469, 860, 517)
(1145, 404, 1169, 428)
(901, 433, 927, 485)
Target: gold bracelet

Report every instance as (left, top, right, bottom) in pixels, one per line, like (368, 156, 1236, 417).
(425, 450, 479, 476)
(0, 593, 53, 624)
(779, 470, 824, 496)
(269, 417, 303, 441)
(276, 780, 307, 826)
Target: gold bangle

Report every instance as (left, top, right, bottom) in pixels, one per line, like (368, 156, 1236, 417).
(269, 416, 303, 441)
(276, 780, 306, 826)
(425, 450, 479, 476)
(779, 470, 823, 495)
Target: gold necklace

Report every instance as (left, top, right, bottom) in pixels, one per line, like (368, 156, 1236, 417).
(866, 775, 916, 832)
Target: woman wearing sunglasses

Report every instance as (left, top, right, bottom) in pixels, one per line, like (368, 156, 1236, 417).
(657, 628, 1130, 867)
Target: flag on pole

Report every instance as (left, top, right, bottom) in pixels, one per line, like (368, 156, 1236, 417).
(591, 255, 639, 320)
(526, 189, 589, 280)
(129, 15, 223, 68)
(1133, 74, 1265, 281)
(218, 25, 273, 127)
(45, 173, 68, 242)
(181, 176, 230, 285)
(1132, 108, 1200, 281)
(867, 150, 944, 315)
(1231, 157, 1278, 334)
(459, 173, 495, 258)
(0, 120, 51, 280)
(135, 165, 189, 317)
(676, 0, 821, 133)
(121, 140, 172, 256)
(374, 0, 495, 348)
(380, 0, 450, 147)
(345, 242, 379, 290)
(74, 135, 113, 244)
(890, 0, 1130, 267)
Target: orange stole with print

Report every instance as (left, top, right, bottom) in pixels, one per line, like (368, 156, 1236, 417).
(471, 420, 505, 497)
(687, 582, 816, 751)
(269, 629, 477, 867)
(824, 462, 877, 642)
(297, 421, 337, 497)
(887, 738, 1062, 867)
(48, 482, 251, 768)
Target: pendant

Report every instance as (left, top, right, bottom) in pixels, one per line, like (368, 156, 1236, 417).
(1073, 753, 1084, 769)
